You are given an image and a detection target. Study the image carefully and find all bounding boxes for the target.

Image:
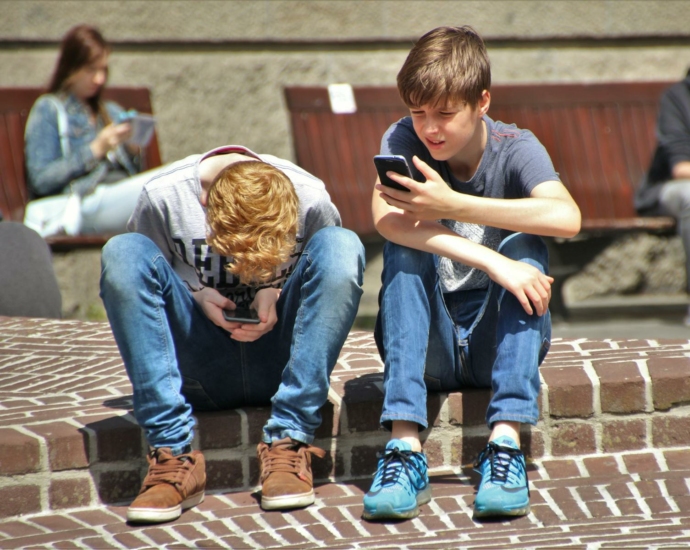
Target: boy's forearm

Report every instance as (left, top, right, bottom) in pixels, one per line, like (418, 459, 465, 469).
(374, 210, 504, 274)
(444, 186, 581, 239)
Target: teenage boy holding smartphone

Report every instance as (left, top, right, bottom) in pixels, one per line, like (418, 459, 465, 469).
(364, 26, 581, 520)
(100, 145, 364, 524)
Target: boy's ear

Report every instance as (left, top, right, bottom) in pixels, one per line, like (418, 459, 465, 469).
(478, 90, 491, 117)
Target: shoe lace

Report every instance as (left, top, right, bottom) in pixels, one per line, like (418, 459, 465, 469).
(376, 447, 427, 492)
(259, 441, 326, 483)
(473, 442, 529, 494)
(142, 449, 196, 490)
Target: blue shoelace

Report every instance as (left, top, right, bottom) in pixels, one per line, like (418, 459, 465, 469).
(473, 441, 529, 494)
(375, 447, 427, 491)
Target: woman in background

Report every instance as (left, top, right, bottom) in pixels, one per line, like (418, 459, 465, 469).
(24, 24, 152, 236)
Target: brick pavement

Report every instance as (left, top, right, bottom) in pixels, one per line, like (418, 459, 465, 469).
(1, 448, 690, 548)
(2, 316, 690, 548)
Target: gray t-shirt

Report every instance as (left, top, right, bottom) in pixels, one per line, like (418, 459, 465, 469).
(381, 115, 559, 292)
(127, 145, 341, 306)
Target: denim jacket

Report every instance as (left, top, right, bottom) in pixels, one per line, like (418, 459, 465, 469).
(24, 92, 140, 198)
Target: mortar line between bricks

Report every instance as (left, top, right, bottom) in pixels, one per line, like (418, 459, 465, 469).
(539, 489, 567, 522)
(597, 485, 623, 516)
(12, 424, 53, 514)
(626, 481, 653, 518)
(253, 513, 291, 547)
(582, 359, 603, 452)
(426, 499, 456, 530)
(655, 477, 681, 514)
(284, 509, 327, 545)
(227, 515, 268, 548)
(188, 517, 229, 548)
(633, 358, 655, 414)
(538, 370, 553, 458)
(312, 503, 355, 540)
(568, 486, 594, 519)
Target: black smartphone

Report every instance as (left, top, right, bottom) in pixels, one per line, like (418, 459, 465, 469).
(222, 307, 260, 324)
(373, 154, 412, 192)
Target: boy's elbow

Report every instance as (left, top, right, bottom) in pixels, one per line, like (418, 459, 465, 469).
(559, 208, 582, 239)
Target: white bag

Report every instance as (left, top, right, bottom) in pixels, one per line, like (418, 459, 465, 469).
(23, 95, 83, 237)
(23, 192, 82, 237)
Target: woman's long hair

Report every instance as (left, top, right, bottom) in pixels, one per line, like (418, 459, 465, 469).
(48, 24, 111, 121)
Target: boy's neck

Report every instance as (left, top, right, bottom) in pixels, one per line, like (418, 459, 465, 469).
(446, 118, 487, 182)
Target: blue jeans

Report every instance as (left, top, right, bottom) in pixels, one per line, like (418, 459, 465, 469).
(100, 227, 364, 454)
(374, 232, 551, 430)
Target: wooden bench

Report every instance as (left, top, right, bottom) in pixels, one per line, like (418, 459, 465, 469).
(0, 87, 162, 251)
(285, 82, 677, 315)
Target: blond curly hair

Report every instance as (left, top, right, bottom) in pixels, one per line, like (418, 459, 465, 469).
(206, 160, 299, 285)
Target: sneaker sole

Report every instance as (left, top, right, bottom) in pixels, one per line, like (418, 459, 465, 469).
(362, 486, 432, 521)
(127, 490, 205, 524)
(261, 489, 315, 510)
(474, 503, 530, 518)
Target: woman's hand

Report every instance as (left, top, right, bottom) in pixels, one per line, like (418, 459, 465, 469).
(90, 122, 132, 159)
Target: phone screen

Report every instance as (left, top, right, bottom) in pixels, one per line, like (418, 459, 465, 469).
(222, 307, 260, 324)
(373, 155, 412, 192)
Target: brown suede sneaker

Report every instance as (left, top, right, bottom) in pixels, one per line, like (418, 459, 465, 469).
(257, 437, 326, 510)
(127, 447, 206, 524)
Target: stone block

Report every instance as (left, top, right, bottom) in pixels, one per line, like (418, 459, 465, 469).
(550, 422, 596, 456)
(0, 429, 41, 475)
(652, 414, 690, 448)
(541, 367, 593, 418)
(647, 356, 690, 410)
(602, 418, 647, 452)
(196, 411, 242, 450)
(448, 389, 491, 427)
(29, 422, 89, 471)
(97, 469, 141, 504)
(0, 485, 41, 518)
(593, 361, 646, 413)
(49, 477, 92, 510)
(206, 458, 244, 491)
(90, 416, 142, 462)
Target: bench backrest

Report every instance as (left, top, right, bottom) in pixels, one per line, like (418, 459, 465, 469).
(285, 82, 675, 238)
(0, 87, 162, 223)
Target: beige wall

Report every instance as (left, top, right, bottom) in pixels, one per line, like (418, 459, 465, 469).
(2, 0, 690, 163)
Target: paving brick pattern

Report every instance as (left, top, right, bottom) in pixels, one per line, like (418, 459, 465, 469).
(2, 316, 690, 547)
(1, 449, 690, 548)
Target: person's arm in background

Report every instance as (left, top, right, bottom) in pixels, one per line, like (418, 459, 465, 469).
(24, 96, 131, 196)
(658, 82, 690, 180)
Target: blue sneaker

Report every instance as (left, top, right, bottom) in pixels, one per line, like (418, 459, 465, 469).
(473, 435, 530, 518)
(362, 439, 432, 520)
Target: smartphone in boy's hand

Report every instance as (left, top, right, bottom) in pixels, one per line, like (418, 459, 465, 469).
(222, 307, 261, 324)
(374, 155, 412, 192)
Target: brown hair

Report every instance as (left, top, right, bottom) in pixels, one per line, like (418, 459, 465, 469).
(48, 24, 111, 120)
(397, 26, 491, 109)
(206, 161, 299, 285)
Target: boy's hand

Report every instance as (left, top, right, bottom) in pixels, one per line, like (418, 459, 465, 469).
(487, 256, 553, 316)
(192, 286, 234, 326)
(227, 287, 281, 343)
(375, 155, 456, 220)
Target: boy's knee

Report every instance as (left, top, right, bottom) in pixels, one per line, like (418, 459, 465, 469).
(101, 233, 158, 288)
(310, 227, 365, 270)
(383, 240, 435, 274)
(498, 233, 548, 272)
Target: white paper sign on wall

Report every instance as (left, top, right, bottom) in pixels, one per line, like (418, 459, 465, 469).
(328, 83, 357, 114)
